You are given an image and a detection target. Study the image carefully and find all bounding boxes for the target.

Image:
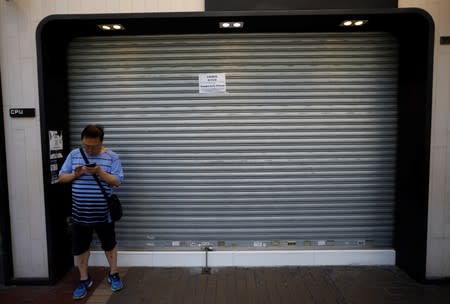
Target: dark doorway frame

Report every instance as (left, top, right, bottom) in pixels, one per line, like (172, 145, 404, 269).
(36, 9, 434, 283)
(0, 75, 13, 285)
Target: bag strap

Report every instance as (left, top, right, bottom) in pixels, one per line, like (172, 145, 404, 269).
(79, 147, 109, 200)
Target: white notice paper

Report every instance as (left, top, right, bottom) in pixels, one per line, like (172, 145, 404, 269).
(49, 130, 63, 150)
(198, 73, 226, 94)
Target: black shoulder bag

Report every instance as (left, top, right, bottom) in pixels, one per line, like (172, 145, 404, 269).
(79, 148, 123, 222)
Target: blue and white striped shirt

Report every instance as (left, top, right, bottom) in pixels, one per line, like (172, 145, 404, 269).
(59, 148, 124, 225)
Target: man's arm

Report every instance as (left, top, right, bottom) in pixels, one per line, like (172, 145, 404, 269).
(84, 165, 121, 187)
(58, 166, 84, 183)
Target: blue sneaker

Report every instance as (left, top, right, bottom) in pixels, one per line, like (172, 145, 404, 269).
(107, 272, 123, 292)
(72, 276, 93, 300)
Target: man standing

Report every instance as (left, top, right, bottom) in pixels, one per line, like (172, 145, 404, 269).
(59, 125, 124, 300)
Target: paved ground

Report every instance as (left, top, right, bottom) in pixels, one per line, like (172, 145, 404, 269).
(0, 267, 108, 304)
(1, 266, 450, 304)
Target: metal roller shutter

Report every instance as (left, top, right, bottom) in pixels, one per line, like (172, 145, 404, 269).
(67, 32, 398, 249)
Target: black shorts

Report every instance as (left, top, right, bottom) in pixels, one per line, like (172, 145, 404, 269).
(72, 222, 117, 256)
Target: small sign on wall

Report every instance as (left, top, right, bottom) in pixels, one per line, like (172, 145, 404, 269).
(198, 73, 227, 94)
(9, 108, 36, 118)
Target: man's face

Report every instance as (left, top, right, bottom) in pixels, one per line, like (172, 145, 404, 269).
(82, 137, 102, 156)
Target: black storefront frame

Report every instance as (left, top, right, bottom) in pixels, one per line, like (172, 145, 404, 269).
(0, 75, 14, 285)
(35, 9, 434, 283)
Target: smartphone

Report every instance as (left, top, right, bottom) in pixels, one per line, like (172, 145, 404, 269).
(85, 163, 96, 167)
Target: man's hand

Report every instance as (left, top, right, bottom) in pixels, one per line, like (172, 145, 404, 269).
(84, 164, 99, 175)
(74, 165, 85, 178)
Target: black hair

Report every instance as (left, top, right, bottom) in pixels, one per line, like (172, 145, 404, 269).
(81, 124, 104, 141)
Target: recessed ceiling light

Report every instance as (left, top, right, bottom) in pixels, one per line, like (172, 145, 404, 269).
(98, 24, 125, 31)
(220, 21, 244, 29)
(339, 20, 368, 27)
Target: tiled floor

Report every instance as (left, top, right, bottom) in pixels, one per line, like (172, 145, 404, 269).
(1, 266, 450, 304)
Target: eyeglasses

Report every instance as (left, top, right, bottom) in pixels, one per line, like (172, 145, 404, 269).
(82, 143, 101, 150)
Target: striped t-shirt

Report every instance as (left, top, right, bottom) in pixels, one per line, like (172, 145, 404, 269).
(59, 148, 124, 225)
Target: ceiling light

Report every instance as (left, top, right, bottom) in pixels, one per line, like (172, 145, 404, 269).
(220, 21, 244, 29)
(98, 24, 125, 31)
(339, 20, 368, 27)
